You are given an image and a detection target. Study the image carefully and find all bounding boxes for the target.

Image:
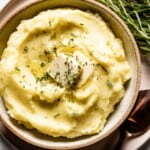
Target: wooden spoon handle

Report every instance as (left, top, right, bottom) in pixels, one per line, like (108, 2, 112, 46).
(128, 90, 150, 131)
(115, 89, 150, 150)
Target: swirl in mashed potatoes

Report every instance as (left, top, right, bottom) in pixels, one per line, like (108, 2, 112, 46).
(0, 8, 131, 138)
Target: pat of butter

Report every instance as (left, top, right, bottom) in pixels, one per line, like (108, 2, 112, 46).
(48, 54, 82, 88)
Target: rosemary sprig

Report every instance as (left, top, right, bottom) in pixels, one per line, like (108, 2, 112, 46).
(97, 0, 150, 56)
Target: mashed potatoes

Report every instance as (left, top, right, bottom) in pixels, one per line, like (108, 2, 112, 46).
(0, 8, 131, 138)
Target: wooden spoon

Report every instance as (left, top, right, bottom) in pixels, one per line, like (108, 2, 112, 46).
(116, 89, 150, 149)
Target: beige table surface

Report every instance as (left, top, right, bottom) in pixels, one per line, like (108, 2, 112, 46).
(0, 0, 150, 150)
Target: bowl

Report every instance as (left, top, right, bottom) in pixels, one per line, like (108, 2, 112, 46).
(0, 0, 141, 149)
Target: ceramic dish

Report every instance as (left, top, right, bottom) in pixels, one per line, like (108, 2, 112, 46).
(0, 0, 141, 149)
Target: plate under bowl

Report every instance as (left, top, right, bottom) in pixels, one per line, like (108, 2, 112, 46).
(0, 0, 141, 149)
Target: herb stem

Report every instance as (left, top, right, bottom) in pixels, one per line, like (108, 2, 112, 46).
(97, 0, 150, 55)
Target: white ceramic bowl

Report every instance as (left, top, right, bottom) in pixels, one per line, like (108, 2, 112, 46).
(0, 0, 141, 149)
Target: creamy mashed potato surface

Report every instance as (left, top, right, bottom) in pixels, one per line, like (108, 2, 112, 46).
(0, 8, 131, 138)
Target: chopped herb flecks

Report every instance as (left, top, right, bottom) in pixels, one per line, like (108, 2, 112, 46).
(23, 46, 28, 53)
(40, 91, 44, 94)
(40, 62, 45, 67)
(49, 20, 52, 27)
(44, 50, 50, 55)
(101, 66, 108, 74)
(72, 112, 79, 117)
(71, 32, 77, 37)
(68, 38, 74, 45)
(52, 47, 57, 56)
(96, 64, 108, 74)
(15, 67, 20, 71)
(60, 41, 66, 47)
(54, 113, 60, 118)
(36, 72, 50, 82)
(80, 23, 84, 26)
(106, 80, 113, 88)
(22, 75, 25, 78)
(26, 65, 30, 68)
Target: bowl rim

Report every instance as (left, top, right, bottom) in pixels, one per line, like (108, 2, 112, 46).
(0, 0, 141, 149)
